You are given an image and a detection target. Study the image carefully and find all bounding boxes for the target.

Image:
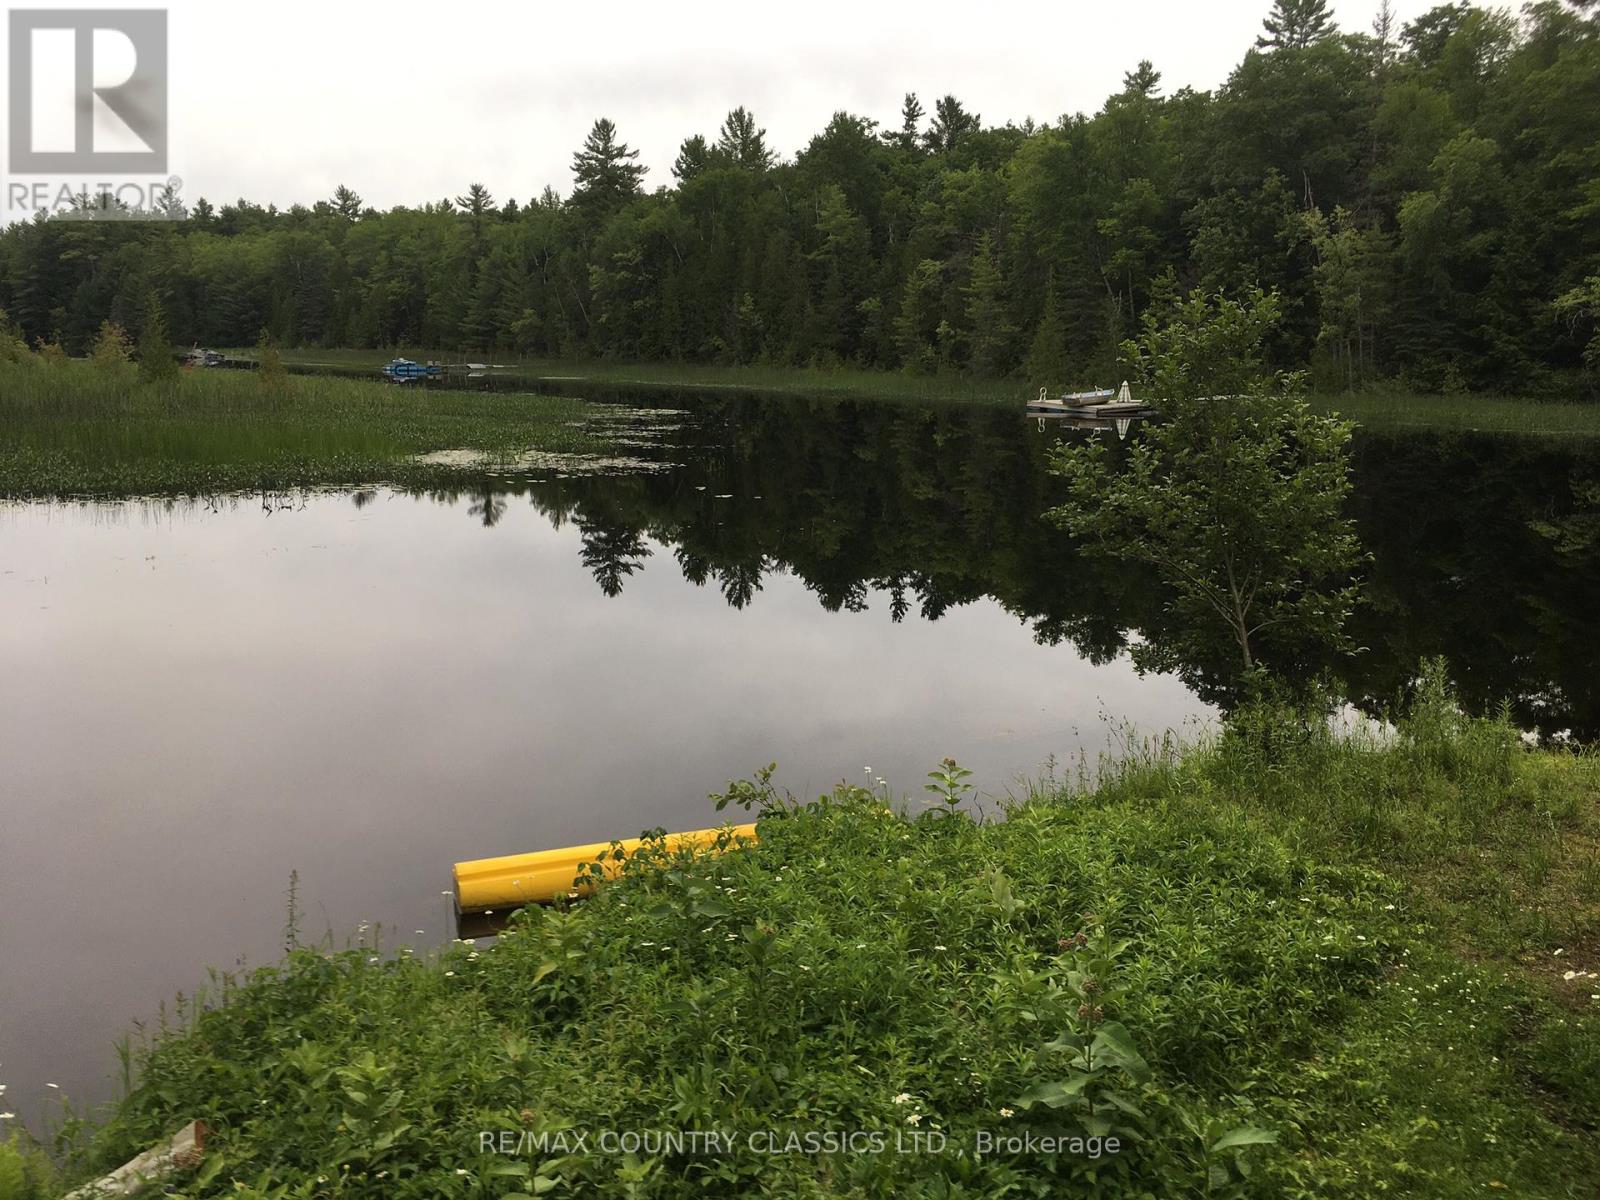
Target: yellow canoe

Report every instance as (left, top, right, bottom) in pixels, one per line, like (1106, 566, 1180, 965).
(453, 822, 758, 913)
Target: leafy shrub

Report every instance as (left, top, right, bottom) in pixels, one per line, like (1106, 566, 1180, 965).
(53, 690, 1600, 1198)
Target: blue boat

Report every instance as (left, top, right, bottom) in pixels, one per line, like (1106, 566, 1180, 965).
(381, 357, 442, 383)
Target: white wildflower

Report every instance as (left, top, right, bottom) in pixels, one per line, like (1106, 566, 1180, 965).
(905, 1112, 922, 1126)
(999, 1107, 1014, 1118)
(893, 1093, 912, 1105)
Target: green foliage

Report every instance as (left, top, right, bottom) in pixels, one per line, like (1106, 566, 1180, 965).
(1302, 208, 1388, 390)
(923, 755, 974, 811)
(0, 309, 30, 365)
(0, 11, 1594, 391)
(1257, 0, 1337, 49)
(53, 689, 1600, 1198)
(0, 1133, 53, 1200)
(1555, 275, 1600, 378)
(1047, 291, 1362, 698)
(570, 118, 647, 223)
(89, 321, 134, 376)
(254, 327, 288, 390)
(137, 295, 178, 385)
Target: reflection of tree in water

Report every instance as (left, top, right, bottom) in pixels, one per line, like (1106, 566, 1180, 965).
(468, 488, 508, 528)
(410, 396, 1600, 740)
(578, 516, 652, 598)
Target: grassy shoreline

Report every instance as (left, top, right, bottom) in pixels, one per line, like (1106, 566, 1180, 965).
(263, 348, 1600, 438)
(4, 358, 1597, 503)
(10, 675, 1598, 1198)
(0, 361, 613, 499)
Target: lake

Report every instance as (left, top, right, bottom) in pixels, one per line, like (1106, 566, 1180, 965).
(3, 390, 1598, 1131)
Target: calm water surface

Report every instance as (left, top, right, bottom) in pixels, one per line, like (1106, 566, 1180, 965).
(3, 391, 1599, 1130)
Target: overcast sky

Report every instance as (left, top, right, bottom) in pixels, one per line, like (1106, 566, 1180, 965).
(3, 0, 1437, 225)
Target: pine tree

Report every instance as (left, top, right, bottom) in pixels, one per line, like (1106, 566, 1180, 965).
(332, 185, 363, 220)
(922, 95, 980, 153)
(1371, 0, 1397, 72)
(894, 260, 945, 372)
(964, 234, 1013, 376)
(1257, 0, 1336, 50)
(1123, 60, 1162, 97)
(137, 294, 178, 384)
(716, 107, 776, 170)
(672, 134, 715, 183)
(886, 93, 924, 151)
(455, 183, 495, 219)
(1025, 276, 1071, 384)
(570, 118, 647, 221)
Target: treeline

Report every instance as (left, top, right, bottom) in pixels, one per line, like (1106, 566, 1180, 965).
(2, 0, 1598, 394)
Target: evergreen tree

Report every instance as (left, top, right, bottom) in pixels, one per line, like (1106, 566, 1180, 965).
(1372, 0, 1398, 73)
(1257, 0, 1336, 49)
(137, 294, 178, 384)
(1025, 275, 1071, 384)
(922, 95, 980, 153)
(887, 93, 924, 151)
(332, 185, 363, 220)
(455, 183, 495, 220)
(894, 260, 945, 372)
(673, 134, 715, 183)
(570, 118, 647, 221)
(964, 234, 1014, 377)
(1124, 60, 1162, 97)
(716, 107, 776, 170)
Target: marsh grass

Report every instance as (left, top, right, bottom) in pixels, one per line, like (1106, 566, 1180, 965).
(1317, 386, 1600, 440)
(243, 348, 1600, 436)
(50, 671, 1600, 1199)
(0, 361, 606, 497)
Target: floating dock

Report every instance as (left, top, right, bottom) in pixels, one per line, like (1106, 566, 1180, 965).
(1027, 380, 1157, 420)
(453, 822, 758, 914)
(1027, 401, 1159, 419)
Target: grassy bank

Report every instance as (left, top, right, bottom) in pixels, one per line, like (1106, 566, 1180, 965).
(0, 361, 612, 498)
(11, 672, 1597, 1198)
(255, 349, 1600, 438)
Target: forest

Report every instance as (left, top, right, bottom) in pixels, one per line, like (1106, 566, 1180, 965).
(1, 0, 1598, 395)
